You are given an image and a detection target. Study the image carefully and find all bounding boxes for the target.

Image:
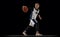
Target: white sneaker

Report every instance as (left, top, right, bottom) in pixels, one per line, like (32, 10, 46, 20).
(35, 33, 43, 36)
(22, 32, 27, 36)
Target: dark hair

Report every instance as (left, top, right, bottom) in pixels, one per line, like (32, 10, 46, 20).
(35, 3, 40, 5)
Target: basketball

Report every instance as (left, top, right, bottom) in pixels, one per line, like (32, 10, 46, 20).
(22, 6, 28, 13)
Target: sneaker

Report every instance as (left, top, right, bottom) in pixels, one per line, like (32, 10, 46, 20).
(35, 33, 43, 36)
(22, 32, 27, 36)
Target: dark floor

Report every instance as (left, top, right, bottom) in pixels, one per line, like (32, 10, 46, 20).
(4, 35, 58, 37)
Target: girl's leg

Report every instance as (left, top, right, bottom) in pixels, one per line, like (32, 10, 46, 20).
(22, 20, 33, 36)
(22, 25, 32, 36)
(35, 20, 42, 36)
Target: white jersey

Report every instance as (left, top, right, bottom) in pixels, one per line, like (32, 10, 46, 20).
(31, 8, 40, 19)
(29, 8, 40, 27)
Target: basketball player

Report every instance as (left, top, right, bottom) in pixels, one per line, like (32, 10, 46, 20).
(22, 3, 42, 36)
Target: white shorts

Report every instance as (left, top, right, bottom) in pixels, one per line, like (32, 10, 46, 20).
(29, 19, 38, 27)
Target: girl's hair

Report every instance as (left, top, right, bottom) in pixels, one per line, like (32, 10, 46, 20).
(35, 3, 40, 5)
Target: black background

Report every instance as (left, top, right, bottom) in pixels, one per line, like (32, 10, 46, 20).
(0, 0, 59, 35)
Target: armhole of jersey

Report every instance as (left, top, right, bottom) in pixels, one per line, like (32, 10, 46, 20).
(38, 9, 40, 15)
(38, 13, 40, 15)
(29, 8, 34, 20)
(29, 9, 33, 20)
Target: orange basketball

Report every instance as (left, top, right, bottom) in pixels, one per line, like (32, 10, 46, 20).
(22, 6, 28, 13)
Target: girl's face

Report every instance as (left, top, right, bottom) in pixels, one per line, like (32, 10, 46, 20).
(35, 3, 40, 9)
